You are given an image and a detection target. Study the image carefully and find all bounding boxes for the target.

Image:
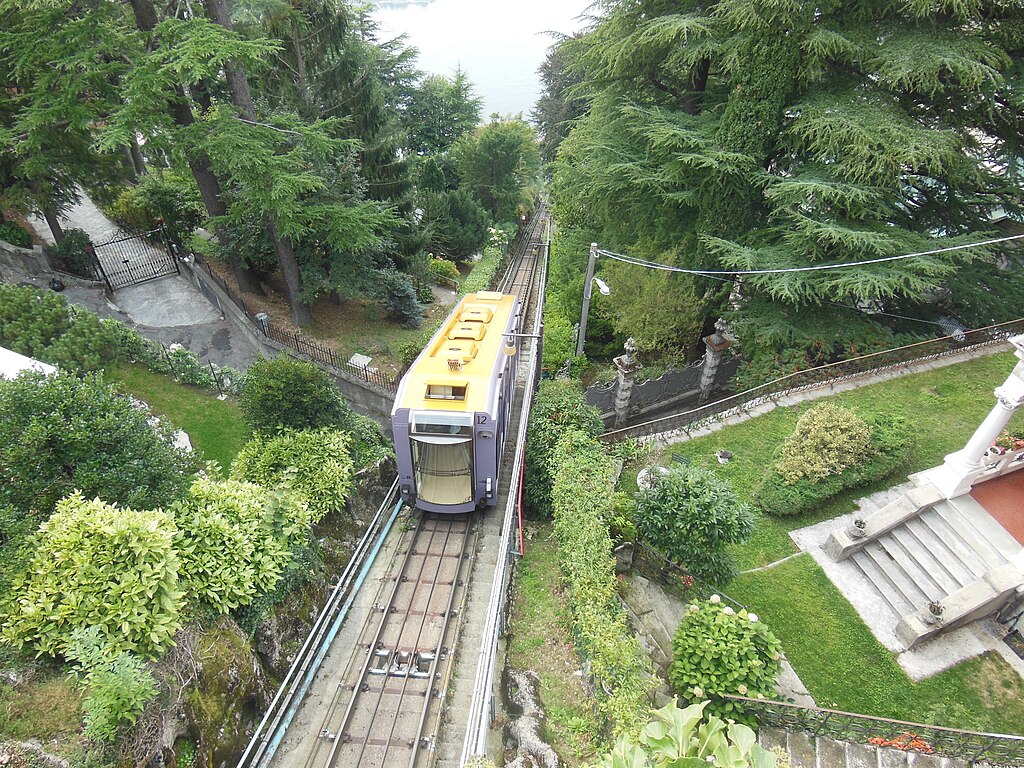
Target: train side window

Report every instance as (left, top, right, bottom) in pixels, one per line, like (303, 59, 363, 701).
(426, 384, 467, 400)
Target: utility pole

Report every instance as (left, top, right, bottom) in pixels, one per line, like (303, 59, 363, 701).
(576, 243, 599, 357)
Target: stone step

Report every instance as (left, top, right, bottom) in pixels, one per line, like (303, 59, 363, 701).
(758, 726, 971, 768)
(946, 495, 1021, 562)
(859, 541, 929, 610)
(902, 516, 976, 589)
(886, 525, 962, 597)
(931, 500, 1007, 572)
(851, 549, 914, 618)
(876, 532, 947, 602)
(916, 510, 989, 581)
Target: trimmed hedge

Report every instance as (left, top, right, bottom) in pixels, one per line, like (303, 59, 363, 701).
(753, 413, 912, 517)
(549, 427, 655, 736)
(461, 244, 503, 295)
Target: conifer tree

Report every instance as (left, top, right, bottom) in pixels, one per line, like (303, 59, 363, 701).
(552, 0, 1024, 369)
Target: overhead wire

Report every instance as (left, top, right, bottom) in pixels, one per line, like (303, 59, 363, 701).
(595, 232, 1024, 277)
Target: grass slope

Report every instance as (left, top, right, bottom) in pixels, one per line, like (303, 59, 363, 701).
(620, 350, 1024, 736)
(104, 362, 249, 474)
(507, 524, 600, 764)
(729, 556, 1024, 735)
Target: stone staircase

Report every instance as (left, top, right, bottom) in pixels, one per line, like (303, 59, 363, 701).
(758, 726, 970, 768)
(850, 495, 1021, 620)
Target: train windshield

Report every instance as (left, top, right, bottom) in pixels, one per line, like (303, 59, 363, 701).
(410, 412, 474, 506)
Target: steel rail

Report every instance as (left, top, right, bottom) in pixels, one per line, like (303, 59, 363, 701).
(400, 519, 477, 768)
(345, 519, 447, 768)
(322, 515, 426, 767)
(461, 210, 549, 764)
(237, 478, 402, 768)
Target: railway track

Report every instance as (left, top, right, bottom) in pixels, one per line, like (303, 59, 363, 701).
(243, 206, 549, 768)
(303, 514, 479, 768)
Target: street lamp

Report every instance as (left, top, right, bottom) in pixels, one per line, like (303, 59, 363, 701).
(576, 243, 610, 357)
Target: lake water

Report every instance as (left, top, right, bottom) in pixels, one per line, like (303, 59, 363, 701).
(370, 0, 594, 119)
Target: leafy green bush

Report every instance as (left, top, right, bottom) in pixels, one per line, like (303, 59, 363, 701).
(461, 244, 503, 295)
(241, 355, 354, 434)
(0, 283, 116, 372)
(0, 372, 199, 521)
(669, 598, 783, 722)
(107, 174, 203, 245)
(172, 477, 309, 610)
(398, 336, 428, 370)
(3, 494, 182, 658)
(374, 269, 424, 328)
(428, 257, 461, 285)
(589, 699, 778, 768)
(44, 228, 96, 278)
(775, 403, 874, 483)
(753, 413, 912, 517)
(636, 465, 754, 586)
(232, 429, 354, 523)
(524, 379, 604, 519)
(347, 415, 394, 469)
(551, 428, 655, 735)
(66, 626, 157, 742)
(0, 221, 33, 247)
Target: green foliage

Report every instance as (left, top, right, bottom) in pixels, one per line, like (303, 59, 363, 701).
(550, 428, 655, 735)
(754, 413, 912, 517)
(0, 371, 199, 520)
(775, 403, 875, 483)
(240, 355, 354, 434)
(374, 268, 424, 328)
(549, 0, 1024, 365)
(451, 117, 540, 222)
(66, 626, 157, 742)
(0, 283, 116, 372)
(669, 599, 782, 721)
(540, 305, 579, 373)
(0, 221, 33, 247)
(589, 699, 777, 768)
(105, 174, 203, 245)
(403, 69, 482, 156)
(3, 494, 181, 659)
(636, 465, 754, 586)
(461, 244, 503, 295)
(347, 415, 394, 469)
(428, 256, 462, 284)
(421, 187, 490, 261)
(43, 228, 96, 278)
(172, 476, 308, 610)
(524, 379, 604, 519)
(231, 429, 354, 523)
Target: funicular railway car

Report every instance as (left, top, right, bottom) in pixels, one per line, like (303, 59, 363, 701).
(392, 291, 519, 513)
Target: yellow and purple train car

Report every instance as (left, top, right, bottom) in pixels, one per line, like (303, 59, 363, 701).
(391, 291, 520, 514)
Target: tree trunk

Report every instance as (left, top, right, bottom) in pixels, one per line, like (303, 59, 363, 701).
(206, 0, 309, 322)
(269, 219, 312, 327)
(291, 19, 312, 115)
(126, 0, 264, 296)
(128, 135, 147, 177)
(120, 145, 139, 182)
(43, 208, 65, 244)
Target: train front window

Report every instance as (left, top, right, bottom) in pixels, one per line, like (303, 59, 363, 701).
(410, 438, 473, 506)
(411, 412, 473, 437)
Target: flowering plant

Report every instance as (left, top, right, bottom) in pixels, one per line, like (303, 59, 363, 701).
(868, 732, 935, 753)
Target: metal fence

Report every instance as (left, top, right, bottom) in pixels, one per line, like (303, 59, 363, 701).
(724, 694, 1024, 766)
(603, 317, 1024, 442)
(92, 230, 179, 289)
(189, 253, 398, 393)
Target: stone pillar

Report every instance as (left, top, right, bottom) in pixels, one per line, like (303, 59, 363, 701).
(924, 334, 1024, 498)
(698, 319, 732, 405)
(613, 338, 643, 428)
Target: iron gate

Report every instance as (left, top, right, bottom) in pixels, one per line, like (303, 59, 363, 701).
(91, 229, 180, 290)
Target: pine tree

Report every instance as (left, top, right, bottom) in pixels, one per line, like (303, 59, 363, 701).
(552, 0, 1024, 368)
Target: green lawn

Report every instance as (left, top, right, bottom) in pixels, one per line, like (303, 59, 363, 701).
(619, 349, 1024, 735)
(104, 362, 249, 474)
(729, 556, 1024, 735)
(507, 523, 601, 765)
(660, 350, 1024, 569)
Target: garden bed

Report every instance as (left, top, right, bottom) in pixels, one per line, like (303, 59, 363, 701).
(618, 350, 1024, 734)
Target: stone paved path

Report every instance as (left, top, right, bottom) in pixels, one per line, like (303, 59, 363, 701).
(12, 190, 261, 371)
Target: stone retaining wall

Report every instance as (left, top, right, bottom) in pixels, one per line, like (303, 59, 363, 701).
(0, 237, 49, 275)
